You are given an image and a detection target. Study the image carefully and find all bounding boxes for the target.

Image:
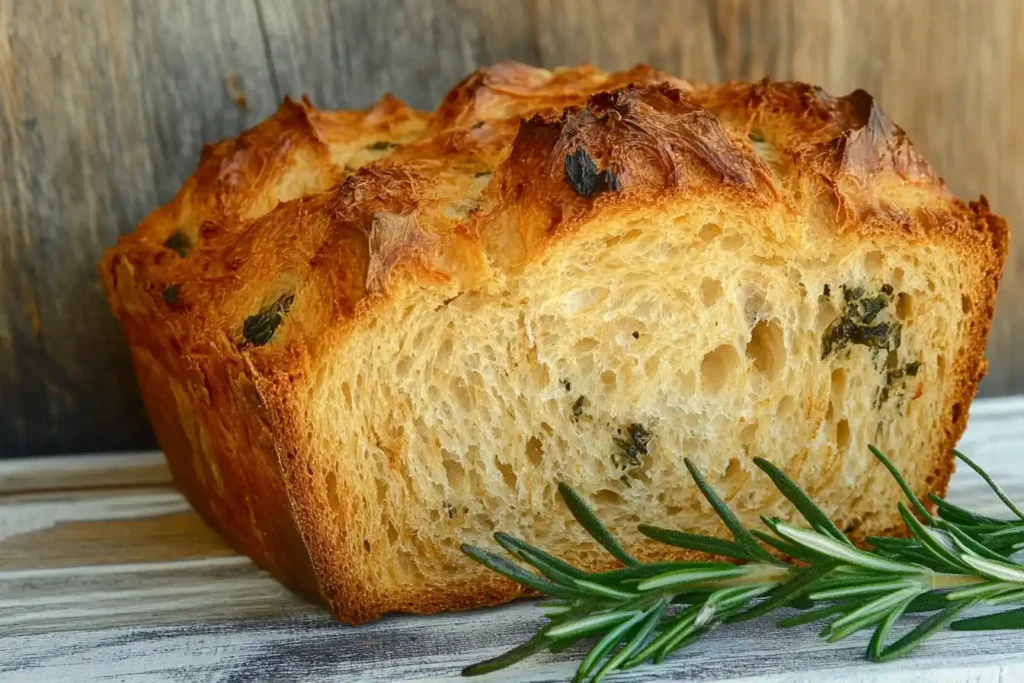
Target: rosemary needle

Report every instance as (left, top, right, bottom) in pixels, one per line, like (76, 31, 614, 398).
(461, 446, 1024, 680)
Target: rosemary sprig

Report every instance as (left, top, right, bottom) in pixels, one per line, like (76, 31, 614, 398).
(461, 448, 1024, 680)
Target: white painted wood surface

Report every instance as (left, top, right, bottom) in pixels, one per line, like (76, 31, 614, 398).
(3, 398, 1024, 682)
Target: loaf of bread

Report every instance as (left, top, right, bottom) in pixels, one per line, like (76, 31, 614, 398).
(100, 62, 1007, 624)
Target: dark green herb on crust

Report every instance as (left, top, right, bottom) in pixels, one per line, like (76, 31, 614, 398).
(367, 141, 400, 151)
(242, 294, 295, 347)
(821, 285, 901, 358)
(162, 230, 191, 258)
(162, 285, 180, 306)
(565, 148, 620, 198)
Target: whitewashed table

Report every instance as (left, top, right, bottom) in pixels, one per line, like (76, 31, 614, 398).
(3, 397, 1024, 682)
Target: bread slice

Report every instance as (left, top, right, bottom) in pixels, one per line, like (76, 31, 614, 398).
(100, 63, 1007, 624)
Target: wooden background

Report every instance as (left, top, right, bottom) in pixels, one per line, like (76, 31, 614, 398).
(2, 0, 1022, 458)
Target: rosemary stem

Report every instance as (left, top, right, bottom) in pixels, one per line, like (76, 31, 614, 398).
(929, 572, 990, 590)
(705, 564, 793, 588)
(463, 448, 1024, 678)
(689, 567, 992, 592)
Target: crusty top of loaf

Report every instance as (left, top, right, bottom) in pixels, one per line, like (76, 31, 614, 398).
(101, 61, 999, 378)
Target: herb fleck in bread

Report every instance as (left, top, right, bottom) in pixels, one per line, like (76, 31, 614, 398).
(100, 63, 1007, 624)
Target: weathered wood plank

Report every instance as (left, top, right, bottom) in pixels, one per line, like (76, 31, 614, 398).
(0, 556, 314, 637)
(0, 506, 236, 570)
(2, 594, 1023, 682)
(0, 452, 169, 494)
(256, 0, 540, 111)
(0, 0, 278, 456)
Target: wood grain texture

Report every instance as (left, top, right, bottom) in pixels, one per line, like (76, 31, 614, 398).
(1, 396, 1024, 681)
(0, 452, 169, 494)
(2, 0, 1023, 456)
(0, 0, 279, 456)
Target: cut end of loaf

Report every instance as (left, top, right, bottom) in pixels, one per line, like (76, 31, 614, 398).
(307, 200, 986, 619)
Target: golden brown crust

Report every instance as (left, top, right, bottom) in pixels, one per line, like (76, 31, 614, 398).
(99, 62, 1008, 623)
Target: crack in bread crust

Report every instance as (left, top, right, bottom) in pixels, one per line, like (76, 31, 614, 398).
(100, 62, 1008, 624)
